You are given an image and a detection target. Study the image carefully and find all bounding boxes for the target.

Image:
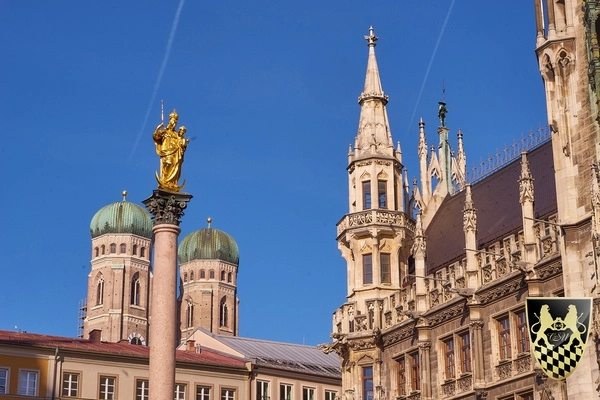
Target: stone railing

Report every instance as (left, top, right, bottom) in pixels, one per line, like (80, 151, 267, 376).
(337, 210, 415, 237)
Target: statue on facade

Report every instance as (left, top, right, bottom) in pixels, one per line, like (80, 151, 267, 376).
(153, 109, 189, 192)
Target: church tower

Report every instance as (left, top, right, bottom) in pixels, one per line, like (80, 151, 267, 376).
(534, 0, 600, 396)
(178, 218, 239, 338)
(332, 27, 413, 400)
(85, 191, 153, 344)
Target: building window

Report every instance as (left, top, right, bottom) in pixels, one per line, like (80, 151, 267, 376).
(95, 247, 99, 257)
(302, 387, 315, 400)
(397, 358, 406, 396)
(200, 270, 206, 279)
(136, 380, 149, 400)
(410, 352, 420, 391)
(228, 272, 232, 283)
(186, 302, 194, 328)
(518, 392, 534, 400)
(62, 372, 79, 397)
(498, 316, 511, 360)
(110, 243, 116, 253)
(120, 243, 126, 253)
(190, 271, 194, 280)
(101, 244, 105, 255)
(184, 273, 188, 282)
(99, 376, 116, 400)
(516, 310, 530, 354)
(221, 270, 226, 281)
(133, 244, 138, 255)
(257, 381, 270, 400)
(209, 270, 215, 279)
(220, 297, 228, 327)
(363, 254, 373, 284)
(18, 370, 38, 396)
(175, 383, 187, 400)
(140, 247, 146, 258)
(362, 181, 372, 209)
(362, 367, 373, 400)
(222, 388, 235, 400)
(0, 368, 8, 394)
(378, 180, 386, 208)
(444, 338, 455, 379)
(280, 384, 292, 400)
(380, 253, 391, 283)
(325, 390, 336, 400)
(197, 386, 211, 400)
(131, 273, 141, 305)
(460, 331, 472, 373)
(96, 276, 104, 306)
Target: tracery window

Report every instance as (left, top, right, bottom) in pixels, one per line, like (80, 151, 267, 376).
(131, 273, 141, 306)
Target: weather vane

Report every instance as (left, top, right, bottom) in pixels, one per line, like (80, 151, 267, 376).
(152, 105, 190, 192)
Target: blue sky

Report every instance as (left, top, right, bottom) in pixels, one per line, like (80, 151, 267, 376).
(0, 1, 546, 345)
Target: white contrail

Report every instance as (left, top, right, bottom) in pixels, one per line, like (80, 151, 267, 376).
(406, 0, 456, 133)
(129, 0, 186, 161)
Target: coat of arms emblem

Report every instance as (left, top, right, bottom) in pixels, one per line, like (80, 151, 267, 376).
(526, 297, 592, 380)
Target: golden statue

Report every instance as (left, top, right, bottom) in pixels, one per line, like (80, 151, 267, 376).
(153, 109, 189, 192)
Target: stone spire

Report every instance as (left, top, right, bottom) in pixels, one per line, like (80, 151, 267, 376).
(418, 118, 431, 205)
(452, 130, 466, 190)
(519, 152, 537, 263)
(354, 27, 393, 159)
(463, 185, 478, 289)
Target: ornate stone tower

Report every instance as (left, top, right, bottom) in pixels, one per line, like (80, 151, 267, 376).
(332, 27, 413, 400)
(85, 191, 153, 344)
(534, 0, 600, 396)
(178, 218, 239, 338)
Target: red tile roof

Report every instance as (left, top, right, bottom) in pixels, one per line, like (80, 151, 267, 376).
(0, 330, 246, 369)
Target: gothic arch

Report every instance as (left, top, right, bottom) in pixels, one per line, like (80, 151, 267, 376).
(127, 332, 146, 345)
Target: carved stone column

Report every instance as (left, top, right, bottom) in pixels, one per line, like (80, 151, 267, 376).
(144, 189, 192, 400)
(419, 342, 432, 399)
(470, 320, 485, 388)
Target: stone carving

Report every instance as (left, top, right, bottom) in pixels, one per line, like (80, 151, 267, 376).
(382, 324, 414, 346)
(441, 380, 455, 397)
(537, 260, 562, 279)
(514, 354, 531, 374)
(541, 236, 554, 257)
(478, 279, 525, 305)
(143, 189, 192, 226)
(518, 152, 535, 204)
(427, 303, 465, 327)
(457, 374, 472, 392)
(349, 211, 373, 227)
(482, 265, 493, 283)
(497, 259, 508, 277)
(430, 289, 440, 308)
(406, 392, 421, 400)
(496, 360, 512, 380)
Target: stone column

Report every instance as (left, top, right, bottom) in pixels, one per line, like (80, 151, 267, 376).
(144, 189, 192, 400)
(419, 341, 432, 399)
(470, 320, 485, 388)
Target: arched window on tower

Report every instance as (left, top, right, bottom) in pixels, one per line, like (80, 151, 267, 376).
(186, 301, 194, 328)
(131, 273, 141, 306)
(140, 247, 146, 258)
(110, 243, 116, 253)
(190, 271, 194, 281)
(120, 243, 126, 254)
(200, 270, 206, 279)
(101, 245, 105, 255)
(184, 273, 188, 282)
(209, 270, 215, 279)
(220, 297, 228, 327)
(133, 244, 138, 255)
(96, 275, 105, 306)
(227, 272, 232, 283)
(220, 270, 226, 281)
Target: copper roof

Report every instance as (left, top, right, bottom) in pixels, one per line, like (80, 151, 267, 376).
(425, 141, 556, 274)
(0, 330, 246, 369)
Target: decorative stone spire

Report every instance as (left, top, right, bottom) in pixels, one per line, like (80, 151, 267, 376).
(463, 184, 478, 289)
(452, 130, 466, 190)
(418, 118, 431, 205)
(518, 152, 535, 204)
(355, 27, 393, 157)
(463, 185, 477, 233)
(411, 212, 426, 259)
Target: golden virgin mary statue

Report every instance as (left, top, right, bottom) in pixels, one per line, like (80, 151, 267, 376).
(153, 109, 189, 192)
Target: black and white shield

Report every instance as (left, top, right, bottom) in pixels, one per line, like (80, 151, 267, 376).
(526, 297, 592, 380)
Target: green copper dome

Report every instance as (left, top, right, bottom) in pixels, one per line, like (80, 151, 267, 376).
(179, 226, 239, 265)
(90, 194, 152, 239)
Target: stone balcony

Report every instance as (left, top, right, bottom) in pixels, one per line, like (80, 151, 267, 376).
(336, 209, 415, 239)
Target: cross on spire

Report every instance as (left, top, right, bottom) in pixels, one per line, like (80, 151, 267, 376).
(364, 26, 378, 47)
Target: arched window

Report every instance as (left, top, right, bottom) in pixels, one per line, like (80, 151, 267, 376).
(96, 276, 104, 306)
(130, 337, 143, 345)
(131, 273, 141, 306)
(227, 272, 232, 283)
(94, 247, 99, 257)
(219, 297, 228, 327)
(186, 302, 194, 328)
(101, 245, 105, 255)
(220, 270, 226, 281)
(190, 271, 194, 280)
(200, 270, 206, 279)
(140, 247, 146, 258)
(133, 244, 138, 255)
(209, 270, 215, 279)
(184, 273, 188, 282)
(110, 243, 116, 253)
(120, 243, 126, 254)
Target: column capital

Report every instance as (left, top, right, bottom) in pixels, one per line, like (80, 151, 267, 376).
(143, 189, 193, 226)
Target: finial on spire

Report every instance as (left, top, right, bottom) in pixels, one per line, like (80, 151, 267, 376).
(364, 26, 378, 47)
(207, 217, 212, 228)
(122, 190, 128, 201)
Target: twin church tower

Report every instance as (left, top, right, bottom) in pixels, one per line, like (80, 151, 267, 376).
(82, 191, 239, 344)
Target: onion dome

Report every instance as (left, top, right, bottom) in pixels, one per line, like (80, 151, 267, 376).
(90, 191, 153, 239)
(179, 218, 239, 265)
